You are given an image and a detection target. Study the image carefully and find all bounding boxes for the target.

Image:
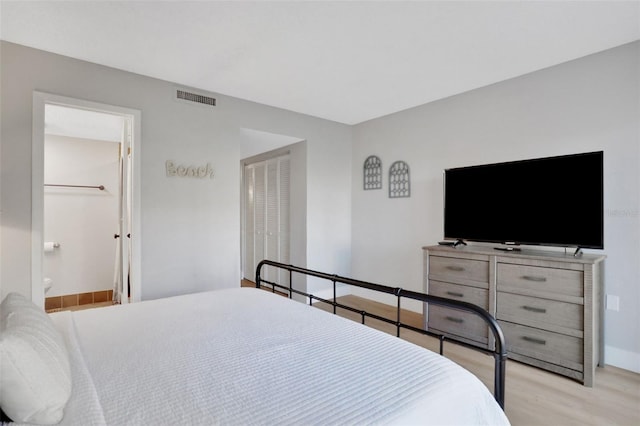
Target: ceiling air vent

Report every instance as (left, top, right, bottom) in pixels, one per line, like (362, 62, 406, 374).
(176, 89, 216, 106)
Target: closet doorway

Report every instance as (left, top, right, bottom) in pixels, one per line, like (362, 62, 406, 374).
(31, 93, 141, 309)
(243, 154, 290, 289)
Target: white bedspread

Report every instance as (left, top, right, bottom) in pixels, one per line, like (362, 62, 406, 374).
(49, 288, 509, 425)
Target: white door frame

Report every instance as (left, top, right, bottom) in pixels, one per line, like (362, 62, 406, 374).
(31, 92, 142, 307)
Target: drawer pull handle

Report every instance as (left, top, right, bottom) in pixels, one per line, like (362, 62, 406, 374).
(522, 336, 546, 345)
(446, 291, 464, 298)
(445, 316, 464, 324)
(522, 305, 547, 314)
(521, 275, 547, 282)
(446, 266, 465, 272)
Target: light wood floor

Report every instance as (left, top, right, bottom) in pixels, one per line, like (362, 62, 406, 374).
(243, 280, 640, 425)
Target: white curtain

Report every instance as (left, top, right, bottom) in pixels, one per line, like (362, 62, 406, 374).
(112, 235, 122, 303)
(112, 122, 126, 304)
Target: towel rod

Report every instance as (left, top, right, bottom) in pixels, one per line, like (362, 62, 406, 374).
(45, 184, 105, 190)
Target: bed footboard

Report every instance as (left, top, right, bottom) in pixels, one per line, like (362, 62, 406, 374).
(255, 260, 507, 409)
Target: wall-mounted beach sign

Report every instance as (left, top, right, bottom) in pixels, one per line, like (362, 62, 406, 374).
(166, 160, 215, 179)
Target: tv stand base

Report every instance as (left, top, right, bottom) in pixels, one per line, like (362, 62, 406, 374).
(453, 239, 467, 248)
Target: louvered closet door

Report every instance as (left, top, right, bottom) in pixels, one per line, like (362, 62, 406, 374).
(264, 157, 290, 287)
(277, 158, 290, 288)
(243, 155, 290, 287)
(253, 162, 266, 280)
(243, 166, 255, 281)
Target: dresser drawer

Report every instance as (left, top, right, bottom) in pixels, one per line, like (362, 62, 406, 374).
(497, 263, 583, 299)
(429, 256, 489, 288)
(497, 292, 583, 336)
(429, 280, 488, 309)
(499, 321, 583, 372)
(428, 306, 488, 344)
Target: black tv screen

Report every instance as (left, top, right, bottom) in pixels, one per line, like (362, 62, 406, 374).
(444, 151, 604, 249)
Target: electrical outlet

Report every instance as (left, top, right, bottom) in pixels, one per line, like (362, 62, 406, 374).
(606, 294, 620, 311)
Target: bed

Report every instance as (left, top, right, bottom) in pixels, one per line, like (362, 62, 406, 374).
(1, 261, 509, 425)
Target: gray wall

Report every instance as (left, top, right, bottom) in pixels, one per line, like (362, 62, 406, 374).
(0, 41, 352, 302)
(2, 39, 638, 371)
(351, 41, 640, 371)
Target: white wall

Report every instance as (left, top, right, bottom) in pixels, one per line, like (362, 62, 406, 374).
(351, 41, 640, 371)
(43, 135, 119, 296)
(0, 41, 352, 303)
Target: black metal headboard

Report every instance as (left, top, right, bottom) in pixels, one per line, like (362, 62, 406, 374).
(256, 259, 507, 409)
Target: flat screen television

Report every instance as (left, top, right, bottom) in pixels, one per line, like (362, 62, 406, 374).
(443, 151, 604, 249)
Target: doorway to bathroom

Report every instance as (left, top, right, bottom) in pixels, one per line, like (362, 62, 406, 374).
(31, 93, 141, 309)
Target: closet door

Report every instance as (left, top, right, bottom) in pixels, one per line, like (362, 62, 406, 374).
(243, 155, 290, 286)
(277, 157, 290, 288)
(243, 166, 255, 281)
(253, 162, 266, 278)
(264, 157, 290, 287)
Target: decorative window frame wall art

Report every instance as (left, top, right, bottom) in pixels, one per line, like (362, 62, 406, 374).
(389, 160, 410, 198)
(363, 155, 383, 190)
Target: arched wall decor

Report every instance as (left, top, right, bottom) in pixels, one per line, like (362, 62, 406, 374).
(363, 155, 383, 190)
(389, 160, 410, 198)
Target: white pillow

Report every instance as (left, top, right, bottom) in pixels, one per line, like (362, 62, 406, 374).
(0, 293, 72, 424)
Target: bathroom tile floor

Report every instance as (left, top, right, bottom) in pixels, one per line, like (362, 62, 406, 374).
(46, 301, 116, 313)
(45, 289, 114, 312)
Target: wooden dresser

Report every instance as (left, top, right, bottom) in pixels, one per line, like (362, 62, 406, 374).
(423, 245, 606, 386)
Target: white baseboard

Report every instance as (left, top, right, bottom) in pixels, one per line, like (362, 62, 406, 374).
(605, 345, 640, 373)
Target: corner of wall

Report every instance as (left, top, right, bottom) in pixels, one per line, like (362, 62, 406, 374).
(605, 345, 640, 373)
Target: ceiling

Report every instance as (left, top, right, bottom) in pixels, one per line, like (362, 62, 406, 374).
(45, 104, 124, 143)
(1, 1, 639, 125)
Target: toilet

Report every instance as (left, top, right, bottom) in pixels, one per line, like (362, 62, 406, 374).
(43, 277, 53, 294)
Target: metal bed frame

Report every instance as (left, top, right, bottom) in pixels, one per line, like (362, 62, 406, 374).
(256, 259, 507, 409)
